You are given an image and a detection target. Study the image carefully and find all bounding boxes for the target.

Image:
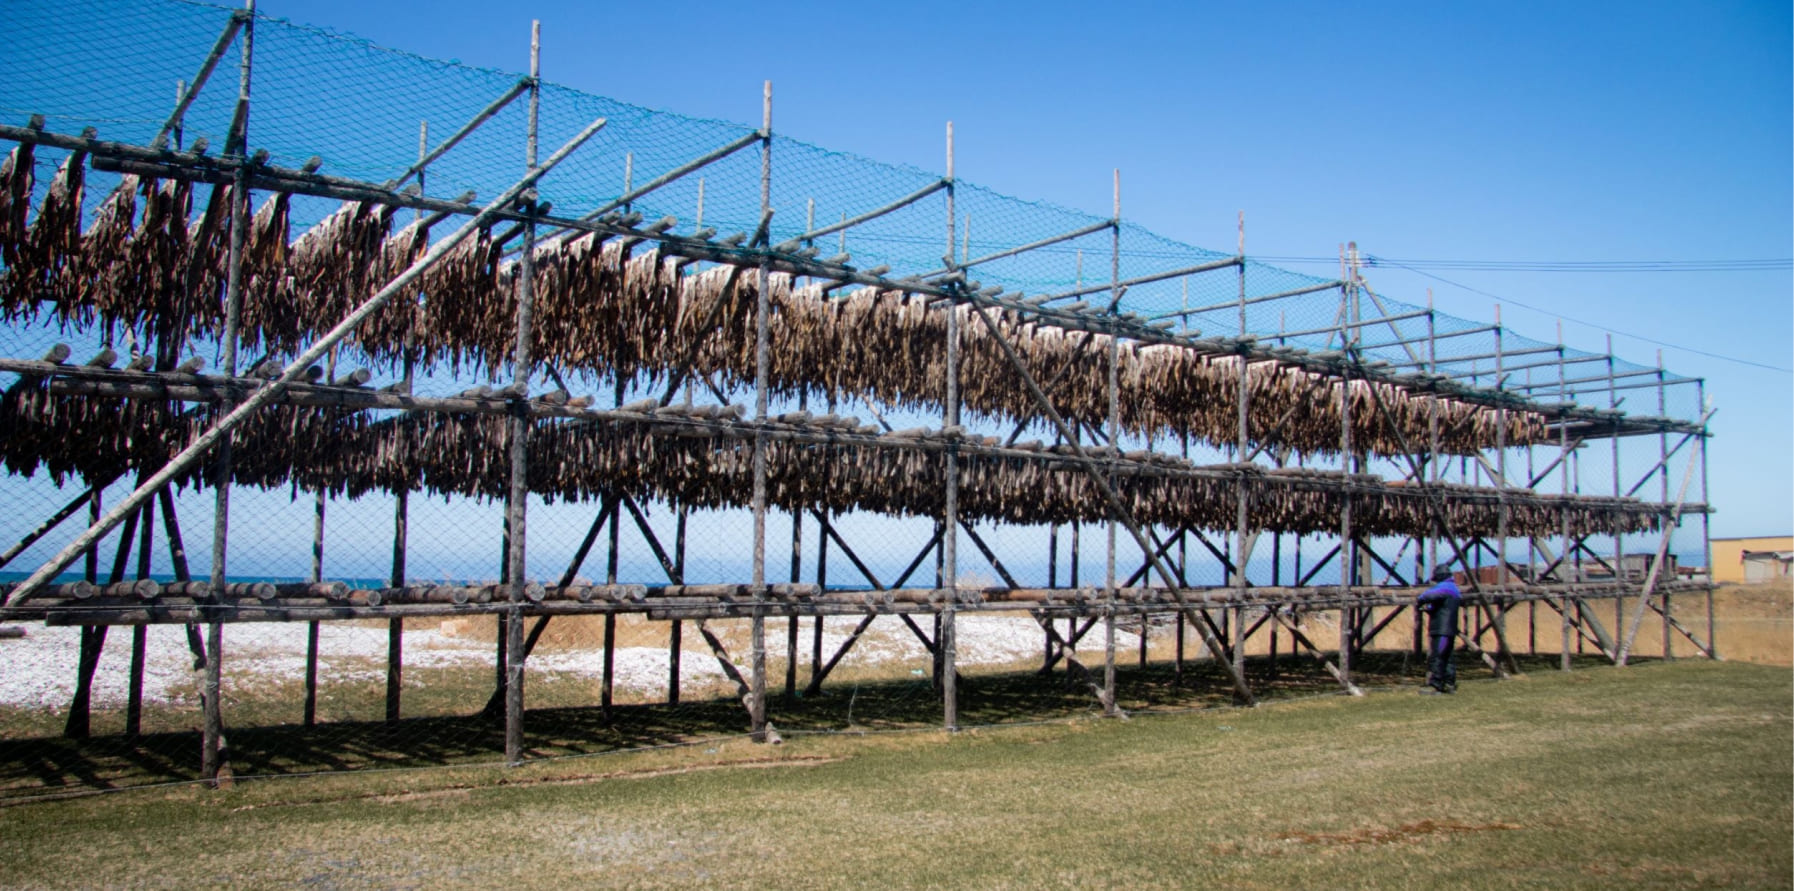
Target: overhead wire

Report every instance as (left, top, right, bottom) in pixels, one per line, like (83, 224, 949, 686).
(1363, 256, 1793, 374)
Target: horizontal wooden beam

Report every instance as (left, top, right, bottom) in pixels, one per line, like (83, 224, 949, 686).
(3, 579, 1708, 625)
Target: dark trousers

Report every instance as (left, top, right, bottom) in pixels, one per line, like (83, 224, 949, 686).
(1428, 635, 1457, 690)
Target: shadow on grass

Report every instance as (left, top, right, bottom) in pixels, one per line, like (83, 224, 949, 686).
(0, 650, 1630, 800)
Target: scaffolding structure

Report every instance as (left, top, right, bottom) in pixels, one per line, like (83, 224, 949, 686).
(0, 1, 1714, 787)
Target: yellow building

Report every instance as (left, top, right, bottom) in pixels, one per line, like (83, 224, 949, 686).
(1710, 536, 1794, 584)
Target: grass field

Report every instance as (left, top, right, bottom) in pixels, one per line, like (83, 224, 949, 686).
(0, 659, 1786, 889)
(0, 583, 1786, 800)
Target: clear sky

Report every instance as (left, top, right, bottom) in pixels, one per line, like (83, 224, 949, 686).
(245, 0, 1794, 537)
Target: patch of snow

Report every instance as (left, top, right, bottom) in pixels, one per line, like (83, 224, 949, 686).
(0, 613, 1088, 709)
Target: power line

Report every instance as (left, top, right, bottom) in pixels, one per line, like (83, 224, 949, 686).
(1261, 255, 1792, 273)
(1366, 256, 1793, 375)
(1366, 258, 1790, 272)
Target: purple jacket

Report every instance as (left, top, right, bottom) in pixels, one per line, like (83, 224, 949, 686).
(1416, 578, 1461, 639)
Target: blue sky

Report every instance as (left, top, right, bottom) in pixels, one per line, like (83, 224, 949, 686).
(250, 0, 1792, 538)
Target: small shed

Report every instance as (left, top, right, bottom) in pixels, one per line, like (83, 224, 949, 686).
(1741, 550, 1794, 583)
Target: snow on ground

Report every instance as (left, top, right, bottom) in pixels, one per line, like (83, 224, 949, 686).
(0, 613, 1071, 710)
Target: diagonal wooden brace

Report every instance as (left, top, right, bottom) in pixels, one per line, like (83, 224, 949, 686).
(5, 116, 611, 606)
(1618, 431, 1707, 665)
(1266, 608, 1362, 696)
(968, 301, 1254, 705)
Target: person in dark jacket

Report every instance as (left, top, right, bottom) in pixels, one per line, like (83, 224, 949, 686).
(1416, 567, 1461, 693)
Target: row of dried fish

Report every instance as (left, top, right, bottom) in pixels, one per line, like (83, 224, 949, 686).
(0, 383, 1663, 539)
(0, 158, 1543, 458)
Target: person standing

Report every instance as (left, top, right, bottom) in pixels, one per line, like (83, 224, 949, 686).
(1416, 567, 1462, 693)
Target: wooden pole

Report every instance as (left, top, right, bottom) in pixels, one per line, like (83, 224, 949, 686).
(0, 483, 108, 571)
(1526, 370, 1538, 654)
(811, 378, 830, 692)
(68, 505, 136, 738)
(1699, 380, 1716, 660)
(1336, 251, 1353, 688)
(1494, 303, 1512, 670)
(603, 490, 620, 718)
(1102, 169, 1120, 717)
(784, 198, 816, 702)
(749, 80, 772, 742)
(383, 122, 428, 726)
(305, 484, 323, 725)
(671, 492, 687, 705)
(386, 487, 406, 723)
(1045, 524, 1057, 673)
(1558, 320, 1572, 671)
(786, 398, 805, 700)
(204, 1, 253, 784)
(1657, 350, 1672, 660)
(503, 20, 541, 766)
(1233, 210, 1250, 683)
(1423, 291, 1439, 591)
(941, 122, 960, 730)
(811, 500, 827, 691)
(303, 351, 333, 727)
(126, 478, 155, 737)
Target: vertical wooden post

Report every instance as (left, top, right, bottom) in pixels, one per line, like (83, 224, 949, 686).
(1523, 363, 1538, 656)
(1607, 334, 1623, 640)
(933, 540, 945, 689)
(1557, 321, 1572, 671)
(1045, 520, 1058, 671)
(786, 406, 805, 700)
(306, 348, 337, 726)
(1267, 606, 1279, 676)
(669, 206, 695, 704)
(670, 489, 686, 704)
(1656, 350, 1672, 659)
(749, 80, 773, 742)
(1102, 171, 1120, 717)
(811, 509, 828, 689)
(204, 0, 255, 783)
(1572, 444, 1586, 656)
(86, 471, 102, 585)
(1174, 610, 1185, 680)
(1176, 429, 1188, 680)
(383, 120, 427, 727)
(940, 122, 961, 730)
(1422, 294, 1442, 667)
(69, 505, 137, 738)
(126, 482, 154, 737)
(502, 20, 541, 766)
(1335, 262, 1353, 688)
(603, 489, 620, 718)
(1698, 379, 1715, 659)
(64, 488, 106, 739)
(811, 482, 829, 690)
(1494, 304, 1512, 670)
(386, 487, 406, 723)
(1233, 211, 1250, 685)
(305, 493, 323, 725)
(786, 201, 818, 702)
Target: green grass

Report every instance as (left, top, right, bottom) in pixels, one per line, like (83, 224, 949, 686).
(0, 660, 1786, 889)
(0, 648, 1545, 796)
